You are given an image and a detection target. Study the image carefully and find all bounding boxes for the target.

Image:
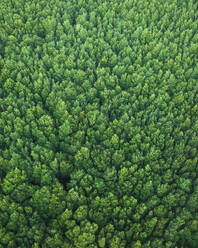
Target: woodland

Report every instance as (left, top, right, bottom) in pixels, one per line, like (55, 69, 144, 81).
(0, 0, 198, 247)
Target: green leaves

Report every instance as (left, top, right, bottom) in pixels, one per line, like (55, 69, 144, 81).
(146, 146, 161, 162)
(87, 110, 99, 126)
(2, 168, 27, 195)
(0, 0, 197, 247)
(157, 183, 170, 198)
(38, 115, 54, 136)
(74, 205, 88, 222)
(30, 183, 66, 219)
(75, 147, 90, 168)
(112, 150, 125, 168)
(178, 178, 191, 193)
(54, 99, 69, 124)
(59, 208, 73, 229)
(59, 120, 72, 140)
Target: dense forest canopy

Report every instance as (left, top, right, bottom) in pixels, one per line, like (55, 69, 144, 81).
(0, 0, 198, 247)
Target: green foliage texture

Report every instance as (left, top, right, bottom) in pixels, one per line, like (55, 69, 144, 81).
(0, 0, 198, 247)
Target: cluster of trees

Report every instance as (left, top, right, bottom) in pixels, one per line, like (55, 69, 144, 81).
(0, 0, 198, 247)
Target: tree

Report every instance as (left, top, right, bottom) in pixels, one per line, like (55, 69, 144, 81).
(59, 120, 72, 140)
(0, 0, 198, 247)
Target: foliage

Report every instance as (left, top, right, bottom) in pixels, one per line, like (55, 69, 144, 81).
(0, 0, 198, 247)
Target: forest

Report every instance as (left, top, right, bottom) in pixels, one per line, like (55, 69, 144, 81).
(0, 0, 198, 247)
